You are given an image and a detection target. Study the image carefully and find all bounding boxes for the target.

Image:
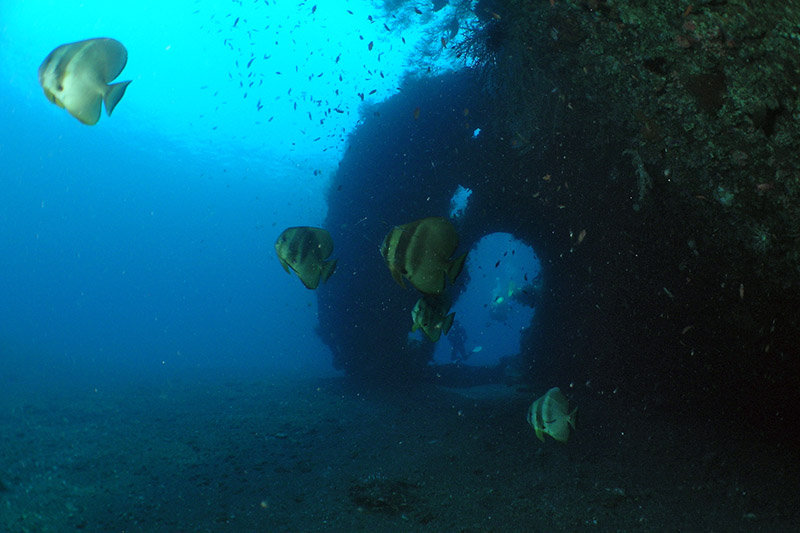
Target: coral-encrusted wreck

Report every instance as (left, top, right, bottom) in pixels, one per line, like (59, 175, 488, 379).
(317, 0, 800, 441)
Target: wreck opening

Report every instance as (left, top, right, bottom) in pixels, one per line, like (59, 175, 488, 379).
(431, 232, 540, 370)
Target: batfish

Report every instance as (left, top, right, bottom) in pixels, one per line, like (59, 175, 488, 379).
(380, 216, 467, 295)
(275, 227, 337, 290)
(527, 387, 578, 443)
(38, 38, 131, 125)
(411, 295, 455, 342)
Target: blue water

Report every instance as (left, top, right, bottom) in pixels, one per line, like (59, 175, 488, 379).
(432, 232, 539, 366)
(0, 1, 513, 383)
(4, 4, 800, 532)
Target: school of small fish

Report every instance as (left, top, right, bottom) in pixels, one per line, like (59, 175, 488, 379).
(37, 3, 578, 446)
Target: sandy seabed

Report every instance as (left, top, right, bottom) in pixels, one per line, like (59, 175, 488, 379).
(0, 371, 797, 532)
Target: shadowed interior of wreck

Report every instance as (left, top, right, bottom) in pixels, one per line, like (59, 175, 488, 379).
(318, 69, 800, 445)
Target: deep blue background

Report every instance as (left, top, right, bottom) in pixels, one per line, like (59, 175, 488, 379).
(1, 1, 537, 391)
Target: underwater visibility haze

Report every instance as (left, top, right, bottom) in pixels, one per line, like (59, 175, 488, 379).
(2, 0, 800, 531)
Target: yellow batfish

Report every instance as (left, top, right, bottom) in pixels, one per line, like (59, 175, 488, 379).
(275, 227, 337, 290)
(411, 295, 455, 342)
(380, 217, 467, 295)
(38, 38, 131, 125)
(527, 387, 578, 443)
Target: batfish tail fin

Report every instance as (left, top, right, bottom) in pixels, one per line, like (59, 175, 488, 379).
(447, 252, 468, 284)
(321, 258, 338, 283)
(567, 407, 578, 431)
(442, 313, 455, 336)
(104, 80, 131, 116)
